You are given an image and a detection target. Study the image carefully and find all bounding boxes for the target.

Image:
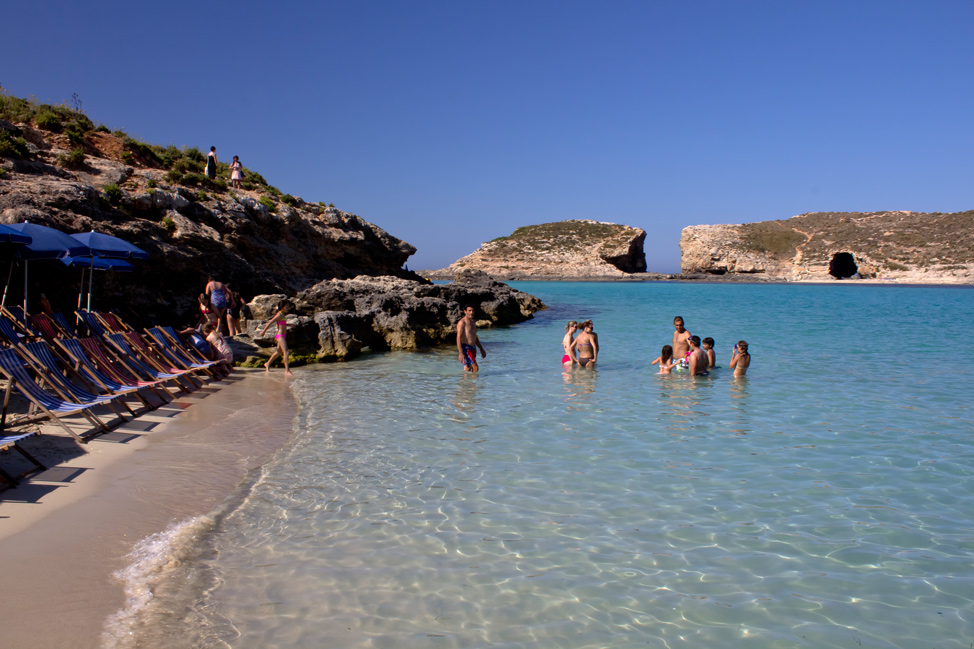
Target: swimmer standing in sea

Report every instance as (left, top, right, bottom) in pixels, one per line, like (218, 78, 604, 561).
(457, 304, 487, 372)
(562, 320, 578, 366)
(570, 320, 599, 368)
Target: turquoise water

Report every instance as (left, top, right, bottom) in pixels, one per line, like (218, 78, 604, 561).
(110, 282, 974, 648)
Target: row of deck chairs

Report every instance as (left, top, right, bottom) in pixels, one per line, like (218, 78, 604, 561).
(0, 305, 230, 488)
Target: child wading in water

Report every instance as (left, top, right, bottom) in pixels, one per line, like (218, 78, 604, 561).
(651, 344, 676, 374)
(259, 300, 293, 375)
(730, 340, 750, 376)
(702, 337, 716, 369)
(562, 320, 578, 366)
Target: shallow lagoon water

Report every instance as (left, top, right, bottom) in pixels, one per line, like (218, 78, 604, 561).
(111, 282, 974, 648)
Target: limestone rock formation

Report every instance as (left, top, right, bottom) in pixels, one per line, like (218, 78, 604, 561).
(241, 270, 546, 362)
(428, 220, 647, 280)
(680, 211, 974, 283)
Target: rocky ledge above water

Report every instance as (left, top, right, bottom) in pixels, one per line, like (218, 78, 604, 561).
(230, 269, 546, 362)
(680, 211, 974, 283)
(426, 220, 647, 280)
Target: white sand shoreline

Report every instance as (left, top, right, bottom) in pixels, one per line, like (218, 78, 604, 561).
(0, 368, 300, 649)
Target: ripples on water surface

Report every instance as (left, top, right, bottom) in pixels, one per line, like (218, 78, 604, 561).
(117, 283, 974, 648)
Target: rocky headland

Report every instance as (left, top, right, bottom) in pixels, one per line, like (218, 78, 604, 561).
(680, 211, 974, 283)
(0, 94, 545, 362)
(426, 220, 649, 280)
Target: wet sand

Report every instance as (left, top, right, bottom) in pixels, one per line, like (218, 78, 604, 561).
(0, 369, 299, 649)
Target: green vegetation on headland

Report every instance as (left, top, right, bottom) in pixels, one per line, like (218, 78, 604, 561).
(0, 90, 334, 212)
(488, 220, 638, 254)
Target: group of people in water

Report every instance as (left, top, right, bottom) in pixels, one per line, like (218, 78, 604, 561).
(560, 315, 750, 377)
(458, 306, 750, 376)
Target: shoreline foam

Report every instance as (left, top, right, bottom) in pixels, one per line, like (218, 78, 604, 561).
(0, 369, 299, 649)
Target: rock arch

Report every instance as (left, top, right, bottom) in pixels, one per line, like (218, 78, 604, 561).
(829, 252, 858, 279)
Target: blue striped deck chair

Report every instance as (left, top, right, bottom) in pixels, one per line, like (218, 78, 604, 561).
(57, 338, 159, 413)
(120, 331, 206, 389)
(104, 333, 196, 393)
(0, 317, 27, 347)
(160, 326, 227, 370)
(76, 309, 110, 338)
(0, 349, 111, 443)
(52, 312, 77, 337)
(0, 430, 45, 488)
(2, 306, 43, 339)
(76, 337, 176, 402)
(145, 327, 219, 373)
(22, 341, 131, 421)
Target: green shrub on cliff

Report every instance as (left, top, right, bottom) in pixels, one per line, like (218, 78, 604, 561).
(60, 147, 85, 169)
(259, 194, 276, 211)
(0, 93, 34, 123)
(102, 182, 122, 204)
(281, 194, 297, 206)
(0, 130, 30, 159)
(34, 109, 62, 131)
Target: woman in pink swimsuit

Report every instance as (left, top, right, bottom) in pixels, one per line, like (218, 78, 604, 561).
(258, 300, 293, 375)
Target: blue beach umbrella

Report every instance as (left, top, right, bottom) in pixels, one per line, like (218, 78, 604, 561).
(0, 224, 32, 245)
(2, 222, 91, 312)
(61, 253, 135, 313)
(69, 231, 149, 260)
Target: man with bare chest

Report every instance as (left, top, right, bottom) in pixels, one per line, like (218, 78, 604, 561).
(672, 316, 692, 362)
(457, 305, 487, 372)
(687, 335, 710, 376)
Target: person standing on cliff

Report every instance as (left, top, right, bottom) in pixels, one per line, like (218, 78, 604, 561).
(229, 155, 243, 189)
(205, 146, 218, 181)
(457, 305, 487, 372)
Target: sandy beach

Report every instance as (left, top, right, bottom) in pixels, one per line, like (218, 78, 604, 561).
(0, 368, 298, 649)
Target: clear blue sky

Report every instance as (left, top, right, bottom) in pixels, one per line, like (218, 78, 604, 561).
(5, 1, 972, 272)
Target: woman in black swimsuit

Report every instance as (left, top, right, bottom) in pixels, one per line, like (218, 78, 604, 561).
(570, 320, 599, 368)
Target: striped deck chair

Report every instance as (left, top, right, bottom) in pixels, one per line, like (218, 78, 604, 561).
(29, 313, 64, 341)
(160, 326, 218, 365)
(75, 310, 108, 338)
(22, 341, 131, 420)
(104, 333, 197, 392)
(0, 317, 26, 347)
(0, 348, 112, 443)
(56, 338, 158, 412)
(76, 337, 176, 401)
(52, 312, 77, 337)
(0, 430, 45, 488)
(2, 306, 43, 339)
(145, 327, 220, 373)
(120, 331, 206, 389)
(96, 311, 136, 334)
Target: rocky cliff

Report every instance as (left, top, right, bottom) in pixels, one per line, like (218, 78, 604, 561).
(0, 93, 545, 357)
(0, 99, 421, 324)
(680, 211, 974, 283)
(427, 220, 647, 280)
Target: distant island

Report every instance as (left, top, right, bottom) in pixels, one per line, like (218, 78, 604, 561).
(425, 219, 650, 280)
(680, 211, 974, 283)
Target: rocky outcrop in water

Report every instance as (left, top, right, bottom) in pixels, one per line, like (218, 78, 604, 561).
(236, 270, 546, 362)
(427, 220, 647, 280)
(680, 211, 974, 283)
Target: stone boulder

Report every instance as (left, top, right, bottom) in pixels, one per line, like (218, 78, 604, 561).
(246, 272, 546, 361)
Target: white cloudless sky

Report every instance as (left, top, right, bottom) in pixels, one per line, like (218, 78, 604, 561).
(5, 0, 971, 272)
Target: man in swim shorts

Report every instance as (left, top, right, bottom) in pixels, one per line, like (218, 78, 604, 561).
(672, 316, 691, 362)
(687, 335, 709, 376)
(457, 304, 487, 372)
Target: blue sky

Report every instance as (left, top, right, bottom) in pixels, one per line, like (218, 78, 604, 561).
(5, 1, 972, 272)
